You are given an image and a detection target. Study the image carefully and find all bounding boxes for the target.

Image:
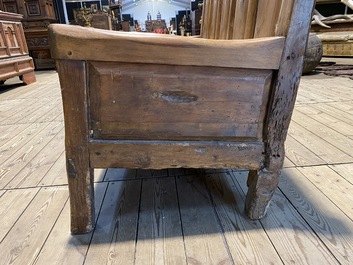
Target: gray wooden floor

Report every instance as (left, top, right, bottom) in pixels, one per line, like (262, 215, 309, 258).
(0, 63, 353, 265)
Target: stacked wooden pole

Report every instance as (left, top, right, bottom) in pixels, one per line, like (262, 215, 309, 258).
(201, 0, 295, 39)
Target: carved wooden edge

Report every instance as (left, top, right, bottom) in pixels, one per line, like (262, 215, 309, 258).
(56, 60, 95, 234)
(264, 0, 315, 171)
(0, 11, 23, 21)
(48, 24, 285, 70)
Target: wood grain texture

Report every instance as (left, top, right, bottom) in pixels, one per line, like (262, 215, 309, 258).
(254, 0, 282, 38)
(56, 60, 94, 234)
(0, 122, 63, 189)
(297, 166, 353, 220)
(330, 163, 353, 184)
(176, 175, 231, 264)
(48, 24, 285, 70)
(284, 134, 326, 167)
(280, 168, 353, 264)
(0, 187, 68, 265)
(33, 183, 107, 265)
(288, 121, 353, 164)
(135, 178, 186, 265)
(235, 171, 340, 264)
(89, 62, 272, 141)
(85, 180, 141, 265)
(89, 140, 264, 170)
(205, 172, 283, 264)
(0, 188, 39, 241)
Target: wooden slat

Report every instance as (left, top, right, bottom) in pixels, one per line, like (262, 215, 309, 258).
(39, 151, 67, 186)
(329, 163, 353, 184)
(0, 123, 48, 164)
(33, 182, 107, 265)
(291, 111, 353, 159)
(288, 121, 353, 164)
(103, 168, 136, 181)
(233, 0, 258, 39)
(85, 180, 141, 265)
(89, 140, 264, 170)
(0, 188, 39, 241)
(284, 134, 326, 167)
(135, 177, 186, 265)
(313, 103, 353, 127)
(49, 24, 285, 70)
(5, 126, 64, 189)
(205, 172, 283, 264)
(279, 168, 353, 264)
(297, 166, 353, 220)
(0, 187, 68, 265)
(176, 175, 231, 264)
(218, 0, 232, 39)
(254, 0, 282, 38)
(235, 171, 340, 264)
(136, 169, 169, 179)
(0, 122, 63, 189)
(275, 0, 295, 36)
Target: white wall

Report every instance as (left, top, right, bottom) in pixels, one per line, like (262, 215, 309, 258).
(123, 1, 190, 29)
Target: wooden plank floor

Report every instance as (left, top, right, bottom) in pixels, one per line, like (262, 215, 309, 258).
(0, 63, 353, 265)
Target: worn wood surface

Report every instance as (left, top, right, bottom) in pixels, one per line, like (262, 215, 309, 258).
(89, 141, 264, 170)
(0, 69, 353, 264)
(89, 62, 272, 141)
(264, 0, 315, 170)
(56, 60, 94, 234)
(48, 24, 285, 70)
(49, 0, 314, 231)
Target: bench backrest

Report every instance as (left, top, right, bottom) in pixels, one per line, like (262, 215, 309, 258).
(201, 0, 295, 39)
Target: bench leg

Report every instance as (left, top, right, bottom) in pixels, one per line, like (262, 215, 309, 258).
(245, 169, 280, 219)
(20, 71, 36, 85)
(67, 158, 95, 234)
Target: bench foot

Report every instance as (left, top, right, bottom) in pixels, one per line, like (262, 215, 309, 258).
(20, 71, 36, 85)
(67, 163, 95, 234)
(245, 169, 280, 219)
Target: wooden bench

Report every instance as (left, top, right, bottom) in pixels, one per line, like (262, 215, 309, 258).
(49, 0, 315, 234)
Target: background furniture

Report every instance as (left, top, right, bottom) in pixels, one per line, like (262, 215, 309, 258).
(0, 11, 36, 85)
(0, 0, 57, 69)
(49, 0, 315, 234)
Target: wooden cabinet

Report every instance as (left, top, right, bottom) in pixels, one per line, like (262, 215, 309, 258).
(0, 11, 36, 84)
(0, 0, 57, 69)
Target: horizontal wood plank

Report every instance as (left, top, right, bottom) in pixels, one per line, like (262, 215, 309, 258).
(49, 24, 285, 70)
(89, 140, 264, 169)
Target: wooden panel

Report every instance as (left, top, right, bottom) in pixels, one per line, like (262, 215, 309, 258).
(89, 140, 264, 170)
(89, 62, 272, 141)
(254, 0, 282, 38)
(201, 0, 293, 39)
(233, 0, 258, 39)
(49, 24, 285, 70)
